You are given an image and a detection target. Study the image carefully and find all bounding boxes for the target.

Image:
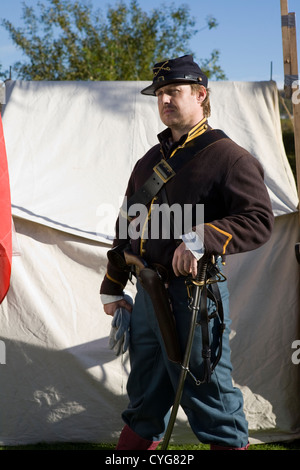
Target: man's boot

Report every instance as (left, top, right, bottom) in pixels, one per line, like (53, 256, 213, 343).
(116, 425, 161, 450)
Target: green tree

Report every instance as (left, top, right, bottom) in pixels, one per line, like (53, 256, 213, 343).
(0, 64, 9, 80)
(1, 0, 226, 81)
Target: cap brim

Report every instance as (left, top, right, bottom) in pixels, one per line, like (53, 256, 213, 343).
(140, 83, 157, 96)
(141, 78, 206, 96)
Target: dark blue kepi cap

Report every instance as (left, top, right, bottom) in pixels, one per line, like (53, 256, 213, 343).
(141, 55, 208, 96)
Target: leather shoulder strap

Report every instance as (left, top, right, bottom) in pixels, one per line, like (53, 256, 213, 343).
(125, 129, 228, 211)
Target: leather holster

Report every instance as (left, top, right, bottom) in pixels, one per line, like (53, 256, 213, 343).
(138, 267, 182, 364)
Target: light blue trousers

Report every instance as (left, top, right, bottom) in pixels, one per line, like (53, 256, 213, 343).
(122, 263, 249, 448)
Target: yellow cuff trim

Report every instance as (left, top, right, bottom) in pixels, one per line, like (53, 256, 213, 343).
(205, 223, 233, 255)
(105, 273, 125, 289)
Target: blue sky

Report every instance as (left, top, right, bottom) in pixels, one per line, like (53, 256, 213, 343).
(0, 0, 299, 89)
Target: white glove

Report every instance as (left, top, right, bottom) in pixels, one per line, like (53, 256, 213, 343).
(108, 293, 133, 356)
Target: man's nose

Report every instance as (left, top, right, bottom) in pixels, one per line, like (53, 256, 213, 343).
(161, 93, 171, 104)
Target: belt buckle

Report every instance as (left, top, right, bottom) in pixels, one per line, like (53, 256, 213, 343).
(153, 160, 176, 183)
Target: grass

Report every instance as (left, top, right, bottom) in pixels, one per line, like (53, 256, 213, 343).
(1, 440, 300, 450)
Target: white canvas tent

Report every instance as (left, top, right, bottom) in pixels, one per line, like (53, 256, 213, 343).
(0, 79, 299, 445)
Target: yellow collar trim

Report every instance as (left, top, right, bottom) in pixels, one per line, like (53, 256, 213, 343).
(169, 118, 208, 159)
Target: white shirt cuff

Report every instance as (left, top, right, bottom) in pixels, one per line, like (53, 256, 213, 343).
(100, 294, 124, 305)
(181, 231, 204, 261)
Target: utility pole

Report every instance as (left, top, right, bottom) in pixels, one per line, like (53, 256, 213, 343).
(280, 0, 300, 259)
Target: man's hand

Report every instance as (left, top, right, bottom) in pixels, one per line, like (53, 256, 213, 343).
(172, 241, 198, 278)
(104, 298, 133, 317)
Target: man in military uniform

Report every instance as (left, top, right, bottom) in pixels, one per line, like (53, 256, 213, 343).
(100, 55, 274, 450)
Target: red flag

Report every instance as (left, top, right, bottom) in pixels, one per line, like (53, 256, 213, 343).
(0, 114, 12, 304)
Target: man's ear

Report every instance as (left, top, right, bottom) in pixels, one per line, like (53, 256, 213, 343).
(197, 86, 207, 104)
